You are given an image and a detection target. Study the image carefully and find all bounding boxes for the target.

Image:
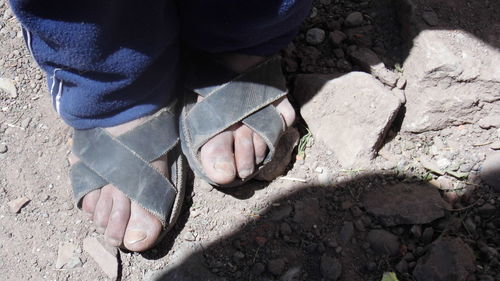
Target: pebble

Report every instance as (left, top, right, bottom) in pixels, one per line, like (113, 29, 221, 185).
(251, 263, 265, 276)
(395, 260, 408, 273)
(83, 237, 119, 279)
(422, 227, 434, 244)
(267, 258, 286, 276)
(422, 10, 439, 26)
(7, 197, 30, 213)
(320, 255, 342, 280)
(344, 12, 364, 27)
(55, 242, 81, 269)
(0, 143, 7, 154)
(329, 30, 346, 47)
(306, 28, 326, 45)
(338, 221, 354, 245)
(480, 152, 500, 192)
(367, 229, 400, 256)
(0, 77, 17, 98)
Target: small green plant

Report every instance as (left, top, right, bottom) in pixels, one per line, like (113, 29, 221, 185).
(297, 129, 313, 160)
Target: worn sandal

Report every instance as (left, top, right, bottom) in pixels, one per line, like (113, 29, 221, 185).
(70, 103, 186, 241)
(180, 55, 288, 187)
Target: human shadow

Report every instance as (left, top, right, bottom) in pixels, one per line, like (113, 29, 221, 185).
(147, 168, 498, 281)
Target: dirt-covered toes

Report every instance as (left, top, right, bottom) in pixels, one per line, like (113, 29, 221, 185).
(199, 96, 296, 185)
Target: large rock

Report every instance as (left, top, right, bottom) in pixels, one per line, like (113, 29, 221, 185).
(294, 72, 401, 168)
(398, 6, 500, 132)
(362, 184, 447, 226)
(413, 237, 475, 281)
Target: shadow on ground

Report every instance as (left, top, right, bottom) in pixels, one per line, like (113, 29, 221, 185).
(145, 166, 498, 281)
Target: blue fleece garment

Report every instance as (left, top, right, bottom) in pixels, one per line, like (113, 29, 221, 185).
(10, 0, 312, 129)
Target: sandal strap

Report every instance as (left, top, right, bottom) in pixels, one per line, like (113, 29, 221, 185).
(70, 108, 179, 224)
(184, 56, 287, 152)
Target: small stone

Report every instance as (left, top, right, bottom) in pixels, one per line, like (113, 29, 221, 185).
(20, 117, 32, 129)
(306, 28, 326, 45)
(329, 30, 347, 47)
(309, 7, 318, 18)
(367, 229, 400, 256)
(267, 258, 286, 276)
(83, 237, 119, 279)
(422, 227, 434, 244)
(395, 260, 408, 273)
(0, 77, 17, 98)
(345, 12, 363, 27)
(320, 255, 342, 280)
(7, 197, 30, 213)
(338, 221, 354, 245)
(410, 225, 422, 238)
(0, 143, 7, 154)
(414, 238, 475, 281)
(233, 251, 245, 261)
(251, 263, 265, 276)
(55, 242, 80, 269)
(354, 219, 365, 232)
(422, 11, 439, 26)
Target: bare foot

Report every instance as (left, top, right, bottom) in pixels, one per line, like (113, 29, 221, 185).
(199, 54, 296, 185)
(71, 117, 164, 251)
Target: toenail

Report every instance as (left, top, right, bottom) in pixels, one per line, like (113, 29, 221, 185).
(125, 230, 147, 245)
(96, 226, 106, 234)
(256, 156, 265, 164)
(213, 159, 236, 176)
(105, 237, 121, 247)
(239, 169, 253, 179)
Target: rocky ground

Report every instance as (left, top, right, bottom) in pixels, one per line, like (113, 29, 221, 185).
(0, 0, 499, 280)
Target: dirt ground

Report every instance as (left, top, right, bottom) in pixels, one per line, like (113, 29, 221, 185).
(0, 0, 499, 281)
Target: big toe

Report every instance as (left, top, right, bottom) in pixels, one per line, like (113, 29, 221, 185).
(123, 201, 162, 251)
(200, 130, 237, 185)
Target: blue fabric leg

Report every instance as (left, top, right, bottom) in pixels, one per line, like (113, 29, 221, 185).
(10, 0, 180, 129)
(180, 0, 313, 56)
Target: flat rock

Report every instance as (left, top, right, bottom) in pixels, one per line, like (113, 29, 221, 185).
(83, 237, 119, 280)
(256, 128, 299, 181)
(320, 254, 342, 280)
(0, 77, 17, 98)
(294, 72, 401, 168)
(292, 198, 320, 229)
(367, 229, 400, 256)
(344, 12, 363, 27)
(480, 152, 500, 192)
(400, 29, 500, 133)
(362, 184, 447, 226)
(55, 242, 82, 269)
(267, 258, 286, 276)
(7, 197, 30, 213)
(413, 238, 475, 281)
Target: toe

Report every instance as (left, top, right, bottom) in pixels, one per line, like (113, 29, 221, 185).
(93, 185, 114, 233)
(123, 201, 162, 252)
(200, 130, 237, 185)
(234, 125, 255, 178)
(253, 133, 268, 165)
(82, 189, 101, 218)
(104, 187, 131, 247)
